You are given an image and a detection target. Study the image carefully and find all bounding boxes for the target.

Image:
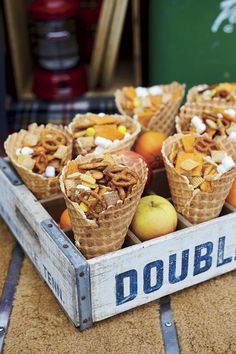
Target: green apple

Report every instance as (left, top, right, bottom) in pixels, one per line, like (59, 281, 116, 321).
(130, 195, 177, 241)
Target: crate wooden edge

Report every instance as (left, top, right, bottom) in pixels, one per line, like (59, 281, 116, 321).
(0, 159, 93, 329)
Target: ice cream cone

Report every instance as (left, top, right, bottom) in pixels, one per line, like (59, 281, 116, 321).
(60, 153, 148, 258)
(4, 123, 72, 199)
(162, 134, 236, 224)
(115, 81, 185, 136)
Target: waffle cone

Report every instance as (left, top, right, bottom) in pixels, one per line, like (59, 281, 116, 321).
(68, 113, 141, 157)
(4, 123, 72, 200)
(162, 134, 236, 224)
(60, 154, 148, 258)
(187, 84, 236, 105)
(175, 101, 235, 133)
(176, 102, 236, 162)
(115, 81, 185, 136)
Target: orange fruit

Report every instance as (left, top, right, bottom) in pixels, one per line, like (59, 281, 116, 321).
(134, 131, 167, 169)
(226, 178, 236, 208)
(59, 209, 71, 229)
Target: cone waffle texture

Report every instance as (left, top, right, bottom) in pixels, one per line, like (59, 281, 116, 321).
(187, 84, 236, 105)
(176, 102, 236, 162)
(68, 113, 141, 157)
(115, 81, 185, 136)
(60, 154, 148, 259)
(4, 123, 72, 200)
(162, 133, 236, 224)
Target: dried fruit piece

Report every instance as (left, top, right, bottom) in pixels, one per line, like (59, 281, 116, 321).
(181, 136, 196, 153)
(200, 180, 214, 193)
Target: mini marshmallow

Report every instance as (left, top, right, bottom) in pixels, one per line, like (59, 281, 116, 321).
(221, 155, 235, 171)
(95, 136, 113, 148)
(229, 132, 236, 141)
(224, 108, 236, 117)
(202, 90, 211, 97)
(45, 166, 55, 177)
(93, 146, 105, 155)
(112, 139, 120, 146)
(217, 164, 227, 174)
(21, 147, 34, 155)
(124, 133, 131, 140)
(16, 148, 21, 156)
(217, 113, 223, 119)
(133, 114, 139, 122)
(98, 112, 105, 117)
(191, 116, 206, 134)
(135, 87, 149, 97)
(148, 85, 163, 96)
(76, 184, 91, 191)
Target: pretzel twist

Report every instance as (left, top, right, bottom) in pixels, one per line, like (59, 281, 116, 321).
(195, 137, 220, 154)
(75, 190, 106, 219)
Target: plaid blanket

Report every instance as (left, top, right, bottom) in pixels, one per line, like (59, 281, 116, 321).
(6, 96, 117, 133)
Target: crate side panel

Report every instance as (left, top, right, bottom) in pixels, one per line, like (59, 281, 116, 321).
(90, 213, 236, 322)
(0, 171, 79, 326)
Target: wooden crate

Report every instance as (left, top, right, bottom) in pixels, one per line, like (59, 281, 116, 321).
(1, 157, 236, 330)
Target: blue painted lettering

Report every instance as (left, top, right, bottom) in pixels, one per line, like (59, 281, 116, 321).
(194, 241, 213, 276)
(217, 236, 232, 267)
(169, 249, 189, 283)
(143, 260, 163, 294)
(116, 270, 137, 305)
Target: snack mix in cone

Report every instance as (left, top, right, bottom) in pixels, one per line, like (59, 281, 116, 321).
(60, 153, 148, 258)
(115, 81, 185, 135)
(162, 134, 236, 224)
(4, 123, 72, 199)
(187, 82, 236, 104)
(68, 113, 140, 157)
(176, 103, 236, 161)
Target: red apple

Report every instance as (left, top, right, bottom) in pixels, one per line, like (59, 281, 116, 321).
(116, 150, 153, 187)
(130, 195, 178, 241)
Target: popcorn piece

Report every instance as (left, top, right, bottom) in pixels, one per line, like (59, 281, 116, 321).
(45, 166, 56, 177)
(221, 156, 235, 171)
(135, 87, 149, 97)
(148, 85, 163, 96)
(54, 145, 68, 160)
(21, 147, 34, 155)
